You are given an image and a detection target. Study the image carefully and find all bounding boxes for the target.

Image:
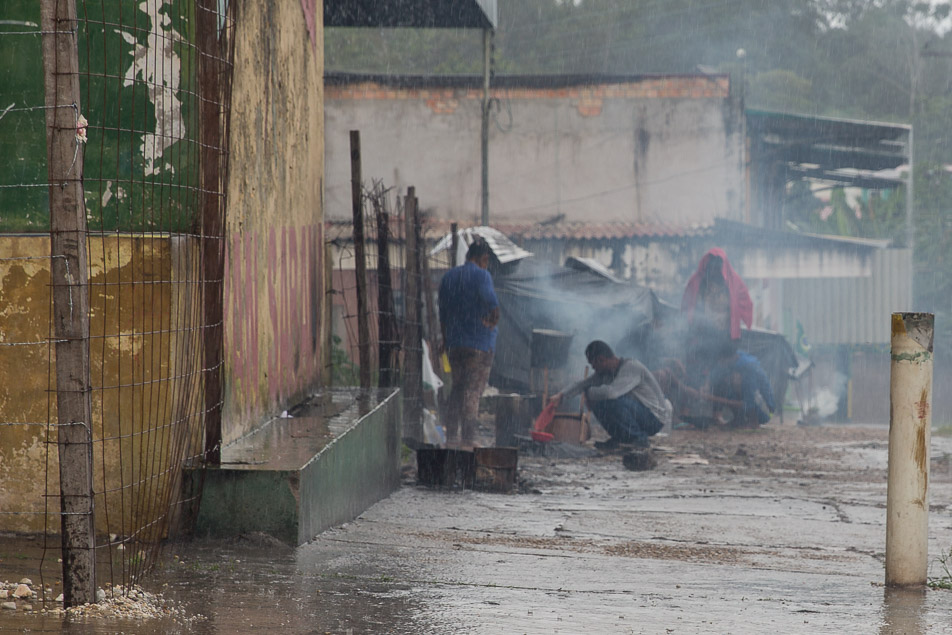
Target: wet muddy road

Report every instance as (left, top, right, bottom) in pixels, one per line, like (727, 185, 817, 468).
(3, 423, 952, 633)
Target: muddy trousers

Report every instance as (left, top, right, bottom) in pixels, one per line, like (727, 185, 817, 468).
(445, 347, 494, 445)
(588, 395, 663, 444)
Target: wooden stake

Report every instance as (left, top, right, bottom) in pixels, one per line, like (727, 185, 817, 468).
(350, 131, 371, 389)
(402, 188, 423, 441)
(376, 202, 396, 387)
(41, 0, 96, 607)
(450, 222, 459, 268)
(198, 0, 224, 465)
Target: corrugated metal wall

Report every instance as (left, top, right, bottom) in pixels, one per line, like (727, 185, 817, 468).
(783, 249, 912, 345)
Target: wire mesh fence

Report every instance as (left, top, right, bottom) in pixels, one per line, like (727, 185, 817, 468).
(0, 0, 232, 605)
(325, 181, 445, 441)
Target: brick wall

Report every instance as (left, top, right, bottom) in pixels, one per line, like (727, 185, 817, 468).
(326, 76, 730, 117)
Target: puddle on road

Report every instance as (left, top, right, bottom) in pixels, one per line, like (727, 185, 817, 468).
(880, 587, 929, 635)
(0, 535, 431, 634)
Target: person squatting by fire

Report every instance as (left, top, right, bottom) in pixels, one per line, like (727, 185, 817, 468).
(438, 239, 500, 449)
(549, 341, 672, 449)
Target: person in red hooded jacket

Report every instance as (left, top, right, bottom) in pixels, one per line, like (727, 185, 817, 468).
(671, 248, 775, 427)
(681, 248, 752, 341)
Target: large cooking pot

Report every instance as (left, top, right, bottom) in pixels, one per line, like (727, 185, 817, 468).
(530, 329, 574, 369)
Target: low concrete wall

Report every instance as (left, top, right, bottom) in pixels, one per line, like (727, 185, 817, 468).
(191, 389, 401, 545)
(299, 391, 401, 542)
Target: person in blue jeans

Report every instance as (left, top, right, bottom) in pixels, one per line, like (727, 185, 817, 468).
(438, 239, 500, 448)
(709, 344, 776, 427)
(550, 341, 672, 450)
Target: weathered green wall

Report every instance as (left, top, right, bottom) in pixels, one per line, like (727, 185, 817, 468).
(0, 0, 200, 232)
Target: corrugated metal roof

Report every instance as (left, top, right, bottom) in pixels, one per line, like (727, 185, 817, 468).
(747, 109, 911, 188)
(782, 249, 912, 345)
(429, 226, 533, 264)
(325, 219, 707, 241)
(324, 0, 496, 29)
(505, 222, 705, 240)
(564, 257, 624, 283)
(325, 71, 727, 90)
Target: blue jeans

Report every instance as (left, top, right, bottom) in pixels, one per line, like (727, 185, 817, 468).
(588, 395, 663, 443)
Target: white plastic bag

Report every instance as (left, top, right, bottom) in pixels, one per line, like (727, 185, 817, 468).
(422, 340, 444, 391)
(422, 409, 445, 446)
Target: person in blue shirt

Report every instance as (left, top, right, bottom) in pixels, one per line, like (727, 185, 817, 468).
(438, 239, 500, 449)
(709, 340, 776, 427)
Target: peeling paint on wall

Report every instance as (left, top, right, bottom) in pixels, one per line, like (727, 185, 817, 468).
(0, 235, 204, 534)
(116, 0, 186, 177)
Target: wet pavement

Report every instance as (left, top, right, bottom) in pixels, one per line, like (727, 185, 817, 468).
(2, 423, 951, 633)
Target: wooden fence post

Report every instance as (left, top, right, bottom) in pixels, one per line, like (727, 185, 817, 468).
(198, 0, 224, 465)
(450, 222, 459, 267)
(350, 131, 372, 389)
(41, 0, 96, 607)
(376, 205, 397, 388)
(403, 188, 424, 442)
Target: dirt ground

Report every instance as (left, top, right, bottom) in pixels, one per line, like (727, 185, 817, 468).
(3, 420, 951, 634)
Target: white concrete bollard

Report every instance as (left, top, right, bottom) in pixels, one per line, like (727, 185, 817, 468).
(886, 312, 933, 587)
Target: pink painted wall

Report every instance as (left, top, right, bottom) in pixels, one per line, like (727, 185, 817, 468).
(224, 226, 323, 432)
(222, 0, 325, 442)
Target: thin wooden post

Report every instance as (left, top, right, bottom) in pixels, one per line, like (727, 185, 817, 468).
(323, 247, 334, 387)
(41, 0, 96, 607)
(198, 0, 224, 465)
(421, 241, 439, 364)
(412, 195, 426, 387)
(403, 188, 423, 441)
(450, 222, 459, 268)
(350, 131, 371, 389)
(376, 205, 397, 388)
(886, 312, 933, 587)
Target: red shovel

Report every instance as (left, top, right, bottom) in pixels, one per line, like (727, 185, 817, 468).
(531, 401, 556, 443)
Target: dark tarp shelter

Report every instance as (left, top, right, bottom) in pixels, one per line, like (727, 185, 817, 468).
(489, 259, 797, 419)
(489, 257, 658, 392)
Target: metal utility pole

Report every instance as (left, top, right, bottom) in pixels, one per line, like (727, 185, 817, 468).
(41, 0, 96, 607)
(905, 127, 914, 252)
(886, 312, 933, 587)
(480, 29, 492, 226)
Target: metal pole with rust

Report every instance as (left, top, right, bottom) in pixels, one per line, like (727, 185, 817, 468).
(886, 312, 933, 587)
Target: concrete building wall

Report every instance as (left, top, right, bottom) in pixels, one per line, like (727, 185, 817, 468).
(223, 0, 326, 443)
(325, 76, 745, 227)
